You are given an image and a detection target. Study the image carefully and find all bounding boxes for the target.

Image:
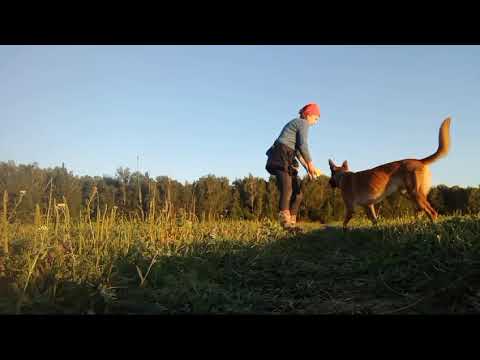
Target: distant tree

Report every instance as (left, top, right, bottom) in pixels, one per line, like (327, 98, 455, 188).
(428, 186, 447, 214)
(116, 167, 131, 208)
(228, 186, 244, 220)
(467, 187, 480, 214)
(194, 175, 231, 220)
(264, 176, 280, 220)
(1, 161, 479, 223)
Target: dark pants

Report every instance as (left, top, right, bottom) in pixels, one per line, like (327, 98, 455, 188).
(266, 142, 304, 215)
(272, 169, 303, 215)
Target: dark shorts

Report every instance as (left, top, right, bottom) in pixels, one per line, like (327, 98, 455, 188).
(265, 141, 299, 176)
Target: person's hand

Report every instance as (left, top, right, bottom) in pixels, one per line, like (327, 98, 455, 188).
(307, 161, 317, 179)
(314, 168, 322, 178)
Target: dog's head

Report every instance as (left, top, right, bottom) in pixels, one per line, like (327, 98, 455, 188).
(328, 159, 349, 188)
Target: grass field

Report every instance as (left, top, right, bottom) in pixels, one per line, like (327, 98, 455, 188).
(1, 206, 480, 314)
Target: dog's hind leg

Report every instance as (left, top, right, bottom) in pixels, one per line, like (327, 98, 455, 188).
(422, 197, 438, 221)
(401, 189, 424, 220)
(405, 171, 438, 222)
(364, 204, 378, 225)
(408, 190, 438, 221)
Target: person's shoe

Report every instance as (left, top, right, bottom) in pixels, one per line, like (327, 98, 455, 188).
(278, 210, 293, 229)
(280, 212, 304, 233)
(290, 214, 305, 231)
(290, 214, 297, 225)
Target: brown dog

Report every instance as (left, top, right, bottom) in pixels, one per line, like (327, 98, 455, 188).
(328, 117, 451, 230)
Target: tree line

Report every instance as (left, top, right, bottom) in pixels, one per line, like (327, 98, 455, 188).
(1, 161, 479, 223)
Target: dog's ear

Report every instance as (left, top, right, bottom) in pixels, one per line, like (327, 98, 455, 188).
(328, 159, 335, 170)
(342, 160, 349, 170)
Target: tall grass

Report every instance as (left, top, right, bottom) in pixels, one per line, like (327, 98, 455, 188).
(2, 191, 8, 254)
(0, 189, 479, 314)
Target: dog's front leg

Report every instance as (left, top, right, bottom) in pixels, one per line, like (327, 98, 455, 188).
(343, 207, 354, 232)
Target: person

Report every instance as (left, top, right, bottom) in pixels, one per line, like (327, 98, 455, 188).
(265, 102, 321, 230)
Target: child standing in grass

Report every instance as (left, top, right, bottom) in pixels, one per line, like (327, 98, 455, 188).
(265, 103, 321, 230)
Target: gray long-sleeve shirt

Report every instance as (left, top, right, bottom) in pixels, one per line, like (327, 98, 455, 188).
(275, 118, 312, 162)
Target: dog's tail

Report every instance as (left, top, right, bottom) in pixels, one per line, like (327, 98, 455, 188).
(420, 117, 452, 165)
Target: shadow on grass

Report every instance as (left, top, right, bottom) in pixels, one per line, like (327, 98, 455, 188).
(4, 216, 480, 314)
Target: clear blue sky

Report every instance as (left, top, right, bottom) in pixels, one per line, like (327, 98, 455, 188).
(0, 45, 479, 187)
